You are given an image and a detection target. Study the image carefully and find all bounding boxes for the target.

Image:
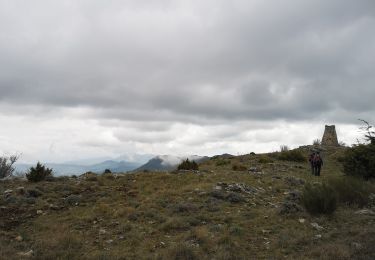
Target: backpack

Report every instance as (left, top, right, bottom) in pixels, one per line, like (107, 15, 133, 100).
(313, 154, 322, 166)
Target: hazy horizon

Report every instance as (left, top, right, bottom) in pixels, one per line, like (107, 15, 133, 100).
(1, 1, 374, 163)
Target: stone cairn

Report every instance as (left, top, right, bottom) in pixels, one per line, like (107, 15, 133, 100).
(321, 125, 339, 146)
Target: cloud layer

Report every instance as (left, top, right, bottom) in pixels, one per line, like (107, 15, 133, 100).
(0, 0, 373, 162)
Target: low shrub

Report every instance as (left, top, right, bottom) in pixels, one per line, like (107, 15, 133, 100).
(278, 150, 306, 162)
(26, 162, 53, 182)
(341, 143, 375, 179)
(301, 183, 337, 215)
(177, 159, 199, 171)
(232, 164, 247, 171)
(258, 155, 273, 164)
(0, 154, 19, 179)
(327, 176, 372, 207)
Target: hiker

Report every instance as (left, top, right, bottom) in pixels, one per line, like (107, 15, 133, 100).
(312, 152, 323, 176)
(308, 152, 315, 175)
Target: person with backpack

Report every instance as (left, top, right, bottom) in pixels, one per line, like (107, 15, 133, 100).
(313, 152, 323, 176)
(308, 152, 315, 175)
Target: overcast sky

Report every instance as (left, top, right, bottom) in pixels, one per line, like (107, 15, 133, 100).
(0, 0, 374, 163)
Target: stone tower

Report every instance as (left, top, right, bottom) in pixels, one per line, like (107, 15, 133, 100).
(321, 125, 339, 146)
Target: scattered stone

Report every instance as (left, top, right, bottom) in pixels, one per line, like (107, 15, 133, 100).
(279, 201, 303, 214)
(298, 218, 305, 224)
(226, 192, 245, 203)
(351, 242, 362, 250)
(311, 222, 324, 231)
(64, 194, 81, 206)
(272, 175, 282, 179)
(17, 250, 33, 258)
(216, 182, 256, 194)
(314, 234, 322, 239)
(16, 187, 25, 195)
(37, 210, 43, 215)
(15, 235, 23, 242)
(286, 190, 301, 202)
(248, 167, 263, 174)
(284, 177, 305, 186)
(49, 204, 62, 210)
(355, 209, 375, 216)
(106, 239, 114, 244)
(210, 190, 226, 200)
(99, 229, 107, 235)
(26, 189, 42, 198)
(4, 189, 13, 194)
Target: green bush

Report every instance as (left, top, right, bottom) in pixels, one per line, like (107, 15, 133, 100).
(327, 176, 372, 207)
(258, 155, 273, 164)
(177, 159, 198, 171)
(278, 150, 306, 162)
(341, 143, 375, 179)
(301, 183, 337, 215)
(26, 162, 53, 182)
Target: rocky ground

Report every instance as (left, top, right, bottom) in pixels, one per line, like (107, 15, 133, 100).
(1, 148, 375, 259)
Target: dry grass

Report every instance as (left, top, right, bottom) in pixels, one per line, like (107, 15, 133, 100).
(0, 148, 374, 259)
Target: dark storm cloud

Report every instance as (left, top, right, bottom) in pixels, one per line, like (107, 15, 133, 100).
(0, 0, 374, 124)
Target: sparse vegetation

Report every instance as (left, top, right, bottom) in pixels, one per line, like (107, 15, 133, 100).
(301, 183, 337, 215)
(313, 139, 321, 145)
(215, 159, 230, 166)
(327, 176, 372, 206)
(278, 149, 306, 162)
(280, 145, 289, 152)
(232, 164, 247, 171)
(0, 154, 19, 179)
(342, 143, 375, 179)
(26, 162, 53, 182)
(177, 158, 199, 171)
(1, 147, 375, 259)
(258, 155, 274, 164)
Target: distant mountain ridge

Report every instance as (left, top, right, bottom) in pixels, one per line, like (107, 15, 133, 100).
(15, 160, 142, 176)
(134, 155, 209, 171)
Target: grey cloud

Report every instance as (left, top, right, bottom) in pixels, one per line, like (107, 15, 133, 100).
(0, 0, 374, 125)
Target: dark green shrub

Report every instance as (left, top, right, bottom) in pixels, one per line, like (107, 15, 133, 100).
(342, 143, 375, 179)
(26, 162, 53, 182)
(258, 155, 274, 164)
(232, 164, 247, 171)
(327, 176, 372, 206)
(301, 183, 337, 215)
(104, 169, 112, 174)
(177, 159, 198, 171)
(278, 150, 306, 162)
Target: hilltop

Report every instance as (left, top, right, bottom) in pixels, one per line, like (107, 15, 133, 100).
(1, 147, 374, 259)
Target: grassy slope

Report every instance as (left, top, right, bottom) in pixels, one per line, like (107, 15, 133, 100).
(1, 147, 374, 259)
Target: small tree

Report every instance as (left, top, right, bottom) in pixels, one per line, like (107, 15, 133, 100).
(313, 139, 321, 146)
(0, 154, 19, 179)
(341, 120, 375, 179)
(280, 145, 289, 152)
(177, 159, 199, 171)
(26, 162, 53, 182)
